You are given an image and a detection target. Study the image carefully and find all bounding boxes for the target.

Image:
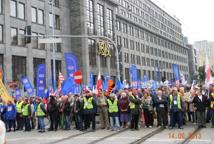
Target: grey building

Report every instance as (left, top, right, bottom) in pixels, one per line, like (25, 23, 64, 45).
(0, 0, 71, 87)
(0, 0, 189, 88)
(187, 44, 198, 82)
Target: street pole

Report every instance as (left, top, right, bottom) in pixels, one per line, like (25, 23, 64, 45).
(51, 0, 56, 90)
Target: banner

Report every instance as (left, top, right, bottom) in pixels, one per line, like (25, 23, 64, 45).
(15, 88, 21, 100)
(102, 75, 110, 91)
(129, 65, 137, 88)
(88, 72, 94, 89)
(0, 80, 14, 103)
(36, 64, 46, 98)
(61, 77, 75, 95)
(115, 79, 124, 91)
(64, 53, 78, 78)
(21, 77, 34, 96)
(172, 64, 180, 81)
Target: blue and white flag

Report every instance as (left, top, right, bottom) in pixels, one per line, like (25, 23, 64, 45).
(172, 64, 180, 81)
(102, 75, 110, 91)
(36, 64, 46, 98)
(115, 79, 124, 91)
(89, 72, 94, 90)
(21, 77, 34, 96)
(64, 53, 78, 78)
(15, 88, 21, 100)
(129, 65, 137, 88)
(61, 77, 75, 95)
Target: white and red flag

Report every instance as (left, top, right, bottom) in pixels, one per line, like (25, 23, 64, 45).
(96, 72, 102, 95)
(205, 55, 212, 86)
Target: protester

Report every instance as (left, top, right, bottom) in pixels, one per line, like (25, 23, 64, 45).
(73, 94, 84, 131)
(22, 98, 31, 131)
(63, 97, 71, 130)
(97, 91, 110, 130)
(118, 92, 130, 128)
(193, 89, 208, 128)
(36, 98, 46, 133)
(5, 100, 16, 132)
(154, 89, 168, 128)
(129, 88, 141, 131)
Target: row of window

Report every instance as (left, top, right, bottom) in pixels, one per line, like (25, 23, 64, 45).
(0, 0, 2, 14)
(117, 33, 187, 55)
(86, 0, 114, 38)
(124, 67, 188, 81)
(124, 52, 188, 71)
(9, 0, 60, 29)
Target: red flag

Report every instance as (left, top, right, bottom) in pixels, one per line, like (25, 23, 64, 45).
(107, 79, 115, 95)
(205, 55, 212, 86)
(96, 72, 102, 95)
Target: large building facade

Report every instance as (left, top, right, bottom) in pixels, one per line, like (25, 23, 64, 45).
(0, 0, 189, 88)
(194, 40, 214, 67)
(0, 0, 71, 87)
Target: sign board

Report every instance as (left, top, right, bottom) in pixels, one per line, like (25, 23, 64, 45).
(38, 38, 62, 44)
(73, 70, 83, 84)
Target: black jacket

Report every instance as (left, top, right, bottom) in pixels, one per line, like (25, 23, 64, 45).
(154, 95, 168, 112)
(193, 95, 207, 112)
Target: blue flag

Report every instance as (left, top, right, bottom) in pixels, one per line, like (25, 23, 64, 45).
(36, 64, 46, 98)
(21, 77, 34, 96)
(15, 88, 21, 100)
(61, 77, 75, 95)
(64, 53, 78, 78)
(115, 79, 124, 91)
(172, 64, 180, 81)
(102, 75, 110, 91)
(89, 72, 94, 89)
(129, 65, 137, 88)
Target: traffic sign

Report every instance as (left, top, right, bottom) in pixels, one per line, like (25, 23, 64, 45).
(73, 70, 83, 84)
(38, 38, 62, 44)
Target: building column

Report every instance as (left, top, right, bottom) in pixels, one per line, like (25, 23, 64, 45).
(4, 0, 12, 83)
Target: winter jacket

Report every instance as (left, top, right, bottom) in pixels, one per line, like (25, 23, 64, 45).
(5, 104, 16, 120)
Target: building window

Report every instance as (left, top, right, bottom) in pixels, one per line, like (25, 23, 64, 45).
(49, 0, 60, 8)
(11, 27, 18, 45)
(18, 2, 25, 19)
(97, 4, 104, 36)
(51, 60, 61, 85)
(88, 39, 96, 66)
(110, 48, 116, 68)
(19, 29, 25, 46)
(49, 13, 60, 29)
(0, 0, 2, 14)
(12, 56, 26, 81)
(0, 25, 2, 43)
(86, 0, 94, 35)
(107, 9, 113, 38)
(32, 32, 38, 49)
(10, 0, 17, 17)
(38, 9, 44, 24)
(10, 1, 25, 19)
(125, 68, 130, 81)
(146, 58, 150, 66)
(31, 7, 37, 22)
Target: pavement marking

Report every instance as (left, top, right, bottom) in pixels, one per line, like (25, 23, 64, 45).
(129, 128, 164, 144)
(87, 128, 129, 144)
(180, 127, 202, 144)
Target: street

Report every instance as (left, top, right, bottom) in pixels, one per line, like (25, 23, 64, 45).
(6, 123, 214, 144)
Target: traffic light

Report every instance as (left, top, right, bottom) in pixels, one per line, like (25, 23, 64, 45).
(25, 26, 31, 44)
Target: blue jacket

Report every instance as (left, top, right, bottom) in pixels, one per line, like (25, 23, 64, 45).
(6, 104, 16, 120)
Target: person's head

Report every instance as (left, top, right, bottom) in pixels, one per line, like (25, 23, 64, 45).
(7, 100, 12, 105)
(120, 92, 127, 98)
(157, 90, 163, 97)
(110, 93, 116, 99)
(74, 94, 79, 99)
(190, 89, 196, 97)
(143, 90, 149, 98)
(172, 87, 178, 95)
(196, 89, 202, 96)
(132, 88, 138, 95)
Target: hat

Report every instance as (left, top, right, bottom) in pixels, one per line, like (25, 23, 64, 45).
(110, 93, 116, 97)
(74, 94, 79, 97)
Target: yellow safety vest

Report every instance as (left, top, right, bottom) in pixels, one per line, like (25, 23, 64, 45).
(83, 97, 93, 110)
(36, 103, 45, 117)
(129, 95, 136, 109)
(22, 104, 29, 116)
(210, 93, 214, 109)
(169, 95, 181, 109)
(16, 101, 23, 113)
(107, 99, 118, 113)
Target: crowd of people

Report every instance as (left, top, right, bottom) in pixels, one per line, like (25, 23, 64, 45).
(0, 84, 214, 133)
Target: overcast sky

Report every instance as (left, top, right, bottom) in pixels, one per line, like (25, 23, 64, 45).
(151, 0, 214, 44)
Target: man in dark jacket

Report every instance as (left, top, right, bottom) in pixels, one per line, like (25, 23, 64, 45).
(83, 90, 97, 131)
(63, 97, 71, 130)
(129, 88, 141, 130)
(47, 95, 59, 131)
(193, 89, 207, 128)
(154, 89, 168, 128)
(73, 94, 84, 131)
